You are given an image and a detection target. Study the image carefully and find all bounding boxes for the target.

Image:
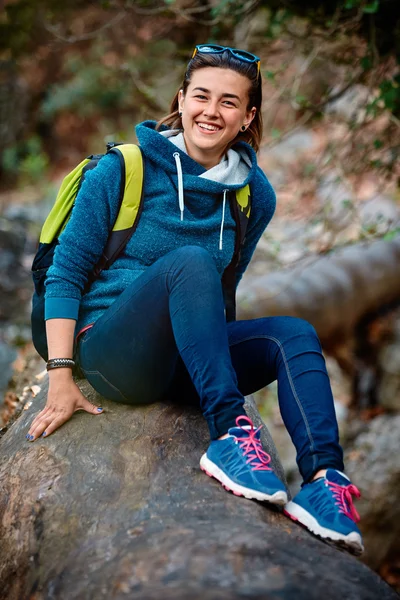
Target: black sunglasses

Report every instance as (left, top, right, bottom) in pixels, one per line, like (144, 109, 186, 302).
(191, 44, 261, 76)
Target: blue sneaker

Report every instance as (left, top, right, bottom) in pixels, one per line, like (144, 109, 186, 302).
(284, 469, 364, 555)
(200, 415, 287, 505)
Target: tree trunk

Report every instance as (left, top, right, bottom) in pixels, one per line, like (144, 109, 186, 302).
(237, 236, 400, 347)
(0, 379, 396, 600)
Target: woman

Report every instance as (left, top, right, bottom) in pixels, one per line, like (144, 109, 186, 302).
(27, 45, 363, 555)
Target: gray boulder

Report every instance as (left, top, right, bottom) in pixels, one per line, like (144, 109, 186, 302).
(0, 379, 397, 600)
(345, 414, 400, 571)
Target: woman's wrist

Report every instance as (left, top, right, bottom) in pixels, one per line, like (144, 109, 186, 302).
(47, 358, 75, 371)
(47, 358, 75, 381)
(48, 368, 75, 385)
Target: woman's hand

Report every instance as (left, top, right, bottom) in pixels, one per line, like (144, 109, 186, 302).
(26, 369, 103, 441)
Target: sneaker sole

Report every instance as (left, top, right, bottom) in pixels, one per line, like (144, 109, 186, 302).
(284, 501, 364, 556)
(200, 453, 287, 506)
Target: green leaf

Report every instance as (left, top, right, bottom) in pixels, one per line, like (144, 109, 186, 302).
(303, 163, 316, 176)
(2, 146, 19, 174)
(383, 228, 400, 241)
(295, 94, 307, 106)
(363, 0, 379, 14)
(366, 99, 378, 116)
(373, 139, 383, 149)
(264, 70, 276, 81)
(271, 128, 281, 139)
(342, 199, 353, 209)
(360, 56, 372, 71)
(344, 0, 359, 9)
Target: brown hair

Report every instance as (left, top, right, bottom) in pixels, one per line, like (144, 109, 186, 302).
(156, 49, 263, 152)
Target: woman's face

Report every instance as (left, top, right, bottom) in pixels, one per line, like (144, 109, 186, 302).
(178, 67, 256, 169)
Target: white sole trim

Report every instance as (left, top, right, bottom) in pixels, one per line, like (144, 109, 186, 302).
(284, 500, 364, 554)
(200, 453, 287, 506)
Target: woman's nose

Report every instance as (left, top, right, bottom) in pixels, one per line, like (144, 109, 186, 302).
(203, 101, 219, 117)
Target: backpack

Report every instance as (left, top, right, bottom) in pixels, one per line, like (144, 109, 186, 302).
(31, 142, 251, 360)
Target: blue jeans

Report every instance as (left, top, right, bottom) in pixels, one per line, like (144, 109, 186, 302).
(77, 246, 344, 482)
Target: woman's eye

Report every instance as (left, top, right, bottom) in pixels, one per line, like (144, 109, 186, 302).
(195, 95, 207, 100)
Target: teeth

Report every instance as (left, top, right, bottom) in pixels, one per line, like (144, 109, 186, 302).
(198, 123, 220, 131)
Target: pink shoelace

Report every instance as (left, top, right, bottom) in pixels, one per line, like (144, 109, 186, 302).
(234, 415, 272, 471)
(327, 480, 361, 522)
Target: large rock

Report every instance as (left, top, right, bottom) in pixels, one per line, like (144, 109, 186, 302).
(378, 314, 400, 411)
(0, 379, 397, 600)
(344, 414, 400, 572)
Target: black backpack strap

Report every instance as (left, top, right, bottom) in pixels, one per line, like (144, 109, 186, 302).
(222, 186, 251, 322)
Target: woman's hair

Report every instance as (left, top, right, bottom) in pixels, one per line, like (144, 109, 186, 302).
(156, 49, 263, 152)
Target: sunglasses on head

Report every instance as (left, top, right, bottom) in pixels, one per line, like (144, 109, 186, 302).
(191, 44, 261, 76)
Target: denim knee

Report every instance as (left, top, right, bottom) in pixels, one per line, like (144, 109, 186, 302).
(278, 316, 317, 336)
(168, 245, 215, 269)
(293, 317, 318, 337)
(259, 316, 320, 346)
(166, 246, 220, 289)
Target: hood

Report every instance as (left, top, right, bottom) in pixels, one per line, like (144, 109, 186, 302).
(159, 129, 252, 187)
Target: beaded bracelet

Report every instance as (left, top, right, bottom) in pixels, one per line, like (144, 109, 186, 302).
(46, 358, 76, 371)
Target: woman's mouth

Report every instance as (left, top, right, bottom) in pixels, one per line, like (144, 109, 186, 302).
(196, 122, 222, 134)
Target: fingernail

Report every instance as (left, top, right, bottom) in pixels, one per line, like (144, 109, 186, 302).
(97, 407, 103, 412)
(42, 432, 47, 437)
(29, 435, 34, 441)
(26, 434, 29, 439)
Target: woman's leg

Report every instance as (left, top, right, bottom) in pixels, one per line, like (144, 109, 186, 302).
(225, 316, 344, 483)
(221, 315, 362, 554)
(78, 246, 246, 439)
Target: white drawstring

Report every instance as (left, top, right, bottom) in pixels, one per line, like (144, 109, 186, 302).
(219, 189, 227, 251)
(173, 152, 185, 221)
(173, 152, 227, 252)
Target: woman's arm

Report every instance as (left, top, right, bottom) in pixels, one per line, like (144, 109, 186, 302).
(27, 319, 103, 441)
(27, 155, 123, 442)
(45, 152, 122, 304)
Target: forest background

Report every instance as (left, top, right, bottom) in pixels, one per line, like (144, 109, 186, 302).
(0, 0, 399, 593)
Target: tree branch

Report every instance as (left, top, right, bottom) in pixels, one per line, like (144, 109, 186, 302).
(42, 10, 127, 44)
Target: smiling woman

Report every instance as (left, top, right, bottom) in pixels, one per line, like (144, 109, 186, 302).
(29, 44, 363, 557)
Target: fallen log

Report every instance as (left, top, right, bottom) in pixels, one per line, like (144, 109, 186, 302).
(237, 235, 400, 346)
(0, 378, 397, 600)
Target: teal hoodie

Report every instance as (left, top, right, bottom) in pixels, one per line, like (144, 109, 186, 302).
(44, 121, 276, 332)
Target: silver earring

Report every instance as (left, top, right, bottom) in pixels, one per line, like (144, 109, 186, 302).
(241, 125, 246, 132)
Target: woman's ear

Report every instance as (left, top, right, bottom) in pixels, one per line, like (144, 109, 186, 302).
(178, 89, 184, 113)
(244, 106, 256, 128)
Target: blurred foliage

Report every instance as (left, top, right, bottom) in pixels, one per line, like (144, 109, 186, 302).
(0, 0, 399, 187)
(0, 0, 86, 57)
(2, 136, 49, 186)
(40, 39, 177, 119)
(343, 0, 380, 12)
(367, 74, 400, 116)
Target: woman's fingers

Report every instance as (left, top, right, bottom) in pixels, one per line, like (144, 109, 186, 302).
(28, 404, 52, 430)
(32, 413, 70, 439)
(26, 389, 103, 442)
(27, 406, 71, 441)
(27, 407, 55, 440)
(75, 394, 103, 415)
